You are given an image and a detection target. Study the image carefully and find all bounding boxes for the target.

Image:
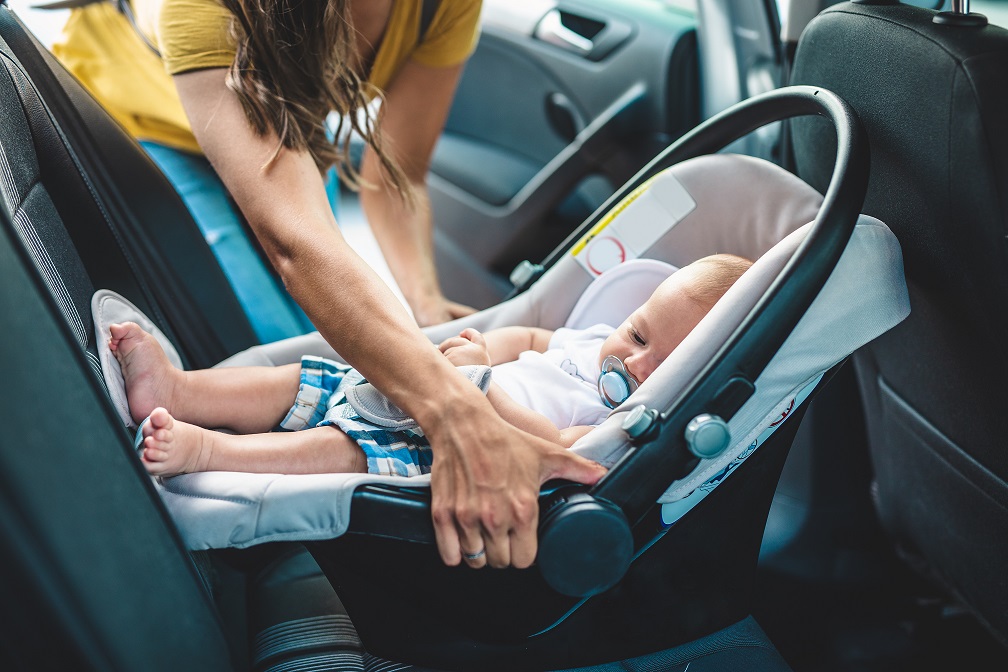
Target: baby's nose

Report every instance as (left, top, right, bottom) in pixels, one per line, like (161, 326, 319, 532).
(623, 355, 643, 383)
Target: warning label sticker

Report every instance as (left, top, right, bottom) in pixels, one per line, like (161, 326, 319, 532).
(572, 172, 696, 277)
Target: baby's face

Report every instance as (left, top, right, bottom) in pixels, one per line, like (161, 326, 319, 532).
(598, 270, 710, 385)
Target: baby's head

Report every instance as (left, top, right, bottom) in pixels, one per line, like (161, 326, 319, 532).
(599, 253, 753, 385)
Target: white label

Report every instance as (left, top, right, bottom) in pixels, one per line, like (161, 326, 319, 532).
(574, 172, 696, 276)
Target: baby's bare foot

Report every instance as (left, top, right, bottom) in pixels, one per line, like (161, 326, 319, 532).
(139, 407, 214, 477)
(109, 322, 180, 425)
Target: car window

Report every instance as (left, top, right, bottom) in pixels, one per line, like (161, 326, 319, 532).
(658, 0, 699, 12)
(973, 0, 1008, 26)
(7, 0, 65, 47)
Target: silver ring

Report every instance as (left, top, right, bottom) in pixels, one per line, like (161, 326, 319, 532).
(462, 548, 486, 561)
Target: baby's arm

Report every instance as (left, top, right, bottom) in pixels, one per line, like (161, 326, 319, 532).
(438, 326, 554, 367)
(486, 383, 595, 449)
(485, 382, 562, 445)
(481, 326, 555, 365)
(559, 425, 595, 448)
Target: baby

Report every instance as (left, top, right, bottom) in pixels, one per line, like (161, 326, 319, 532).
(111, 254, 751, 478)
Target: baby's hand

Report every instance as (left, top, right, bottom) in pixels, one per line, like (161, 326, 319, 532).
(438, 328, 491, 367)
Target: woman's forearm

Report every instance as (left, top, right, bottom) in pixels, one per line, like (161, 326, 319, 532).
(358, 173, 442, 321)
(174, 69, 484, 432)
(359, 58, 474, 327)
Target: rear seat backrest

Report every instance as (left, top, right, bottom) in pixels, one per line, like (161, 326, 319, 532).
(0, 11, 378, 668)
(0, 46, 108, 383)
(789, 1, 1008, 643)
(0, 213, 236, 671)
(0, 17, 236, 668)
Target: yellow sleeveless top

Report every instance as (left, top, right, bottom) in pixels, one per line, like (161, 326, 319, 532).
(52, 0, 482, 154)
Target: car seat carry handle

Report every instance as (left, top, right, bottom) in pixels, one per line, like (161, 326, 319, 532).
(589, 86, 868, 525)
(529, 87, 869, 596)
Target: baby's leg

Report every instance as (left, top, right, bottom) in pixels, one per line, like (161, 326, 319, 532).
(110, 322, 300, 432)
(140, 407, 368, 477)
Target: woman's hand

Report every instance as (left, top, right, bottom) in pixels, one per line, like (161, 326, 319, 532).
(438, 328, 491, 367)
(426, 397, 609, 569)
(415, 297, 478, 329)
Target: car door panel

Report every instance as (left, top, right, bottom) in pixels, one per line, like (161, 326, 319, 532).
(430, 0, 699, 309)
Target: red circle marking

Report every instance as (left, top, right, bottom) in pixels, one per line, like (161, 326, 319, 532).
(585, 236, 627, 275)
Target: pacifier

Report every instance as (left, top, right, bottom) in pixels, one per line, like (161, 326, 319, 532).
(598, 355, 639, 409)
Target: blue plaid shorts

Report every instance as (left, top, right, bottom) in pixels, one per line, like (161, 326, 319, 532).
(279, 356, 433, 477)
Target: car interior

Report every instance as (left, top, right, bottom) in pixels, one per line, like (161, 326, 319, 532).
(1, 0, 1006, 670)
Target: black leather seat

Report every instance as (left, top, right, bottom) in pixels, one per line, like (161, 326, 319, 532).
(0, 4, 352, 668)
(790, 0, 1008, 645)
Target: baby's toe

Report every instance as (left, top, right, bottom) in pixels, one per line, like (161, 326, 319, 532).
(142, 458, 169, 476)
(149, 407, 173, 430)
(142, 440, 168, 462)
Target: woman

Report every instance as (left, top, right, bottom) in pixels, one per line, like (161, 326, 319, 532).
(53, 0, 606, 568)
(55, 0, 477, 335)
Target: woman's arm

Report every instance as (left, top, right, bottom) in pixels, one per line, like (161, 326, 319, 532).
(359, 59, 474, 327)
(172, 69, 606, 569)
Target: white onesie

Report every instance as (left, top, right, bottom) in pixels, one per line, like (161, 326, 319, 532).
(491, 324, 615, 430)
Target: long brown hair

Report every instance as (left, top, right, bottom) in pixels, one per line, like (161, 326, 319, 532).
(218, 0, 410, 199)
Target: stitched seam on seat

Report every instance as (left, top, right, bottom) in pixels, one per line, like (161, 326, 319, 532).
(12, 205, 87, 347)
(956, 53, 1008, 233)
(156, 480, 261, 506)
